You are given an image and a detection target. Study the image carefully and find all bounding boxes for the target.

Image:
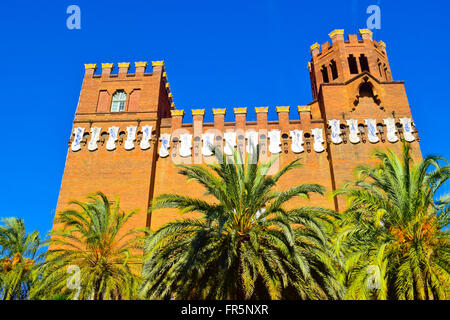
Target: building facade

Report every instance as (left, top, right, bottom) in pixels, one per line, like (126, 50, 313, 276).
(53, 29, 422, 232)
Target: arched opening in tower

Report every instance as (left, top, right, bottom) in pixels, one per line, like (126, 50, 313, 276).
(354, 81, 381, 107)
(359, 82, 374, 98)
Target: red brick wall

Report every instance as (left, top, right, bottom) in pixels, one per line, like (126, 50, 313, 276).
(52, 32, 423, 235)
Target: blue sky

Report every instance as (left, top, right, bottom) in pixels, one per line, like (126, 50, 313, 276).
(0, 0, 449, 238)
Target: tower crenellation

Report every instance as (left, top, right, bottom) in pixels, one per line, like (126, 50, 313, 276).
(309, 29, 392, 101)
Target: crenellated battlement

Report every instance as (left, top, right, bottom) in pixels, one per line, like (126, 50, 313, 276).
(308, 29, 392, 101)
(79, 60, 174, 117)
(310, 29, 386, 58)
(84, 60, 166, 77)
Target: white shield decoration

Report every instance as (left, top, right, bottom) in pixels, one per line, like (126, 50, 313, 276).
(179, 134, 192, 157)
(399, 117, 415, 142)
(125, 126, 137, 151)
(159, 133, 171, 157)
(311, 128, 325, 153)
(71, 127, 85, 152)
(328, 119, 343, 144)
(268, 130, 282, 154)
(201, 133, 215, 157)
(224, 132, 236, 156)
(383, 118, 398, 143)
(88, 127, 101, 151)
(246, 131, 258, 154)
(346, 119, 360, 144)
(290, 130, 304, 153)
(365, 119, 379, 143)
(140, 125, 152, 150)
(106, 126, 119, 151)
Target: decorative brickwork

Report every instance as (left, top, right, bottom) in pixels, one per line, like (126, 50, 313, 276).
(53, 31, 422, 234)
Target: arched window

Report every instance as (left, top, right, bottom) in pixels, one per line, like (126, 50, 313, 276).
(359, 82, 374, 98)
(383, 64, 390, 80)
(111, 90, 126, 112)
(330, 60, 338, 80)
(348, 54, 359, 74)
(377, 59, 383, 77)
(359, 54, 370, 72)
(321, 65, 330, 83)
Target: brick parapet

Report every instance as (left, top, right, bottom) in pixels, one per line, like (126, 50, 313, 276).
(79, 61, 173, 117)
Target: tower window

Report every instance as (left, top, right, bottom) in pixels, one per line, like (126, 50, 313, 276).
(383, 64, 389, 80)
(348, 55, 359, 74)
(330, 60, 338, 80)
(377, 59, 383, 77)
(111, 90, 127, 112)
(359, 54, 370, 72)
(321, 65, 329, 83)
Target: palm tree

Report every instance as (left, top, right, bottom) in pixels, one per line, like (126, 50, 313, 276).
(30, 192, 145, 300)
(0, 217, 42, 300)
(335, 143, 450, 300)
(141, 148, 342, 300)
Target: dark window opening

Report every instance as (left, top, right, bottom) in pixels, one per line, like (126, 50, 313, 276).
(111, 90, 127, 112)
(383, 64, 389, 80)
(359, 54, 370, 72)
(348, 55, 359, 74)
(359, 82, 374, 98)
(330, 60, 338, 80)
(377, 59, 382, 77)
(321, 65, 329, 83)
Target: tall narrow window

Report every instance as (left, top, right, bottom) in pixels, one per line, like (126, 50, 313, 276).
(330, 60, 338, 80)
(321, 65, 329, 83)
(348, 55, 359, 74)
(111, 90, 126, 112)
(377, 59, 383, 77)
(383, 64, 389, 80)
(359, 54, 370, 72)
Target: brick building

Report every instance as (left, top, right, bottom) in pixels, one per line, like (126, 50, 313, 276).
(53, 29, 422, 232)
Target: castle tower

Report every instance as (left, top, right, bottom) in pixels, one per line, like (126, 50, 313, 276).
(309, 29, 421, 210)
(54, 61, 172, 230)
